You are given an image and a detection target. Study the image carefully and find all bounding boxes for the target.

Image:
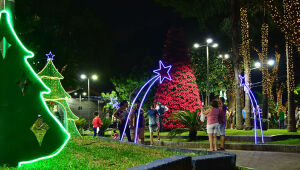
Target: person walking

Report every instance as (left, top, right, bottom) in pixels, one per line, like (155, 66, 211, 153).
(113, 100, 132, 142)
(147, 104, 160, 145)
(92, 111, 103, 137)
(202, 100, 221, 151)
(218, 97, 227, 150)
(155, 101, 168, 133)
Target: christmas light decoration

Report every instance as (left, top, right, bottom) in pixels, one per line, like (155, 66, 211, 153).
(154, 27, 202, 129)
(120, 60, 172, 143)
(266, 0, 300, 51)
(239, 75, 264, 144)
(38, 52, 81, 137)
(0, 10, 70, 167)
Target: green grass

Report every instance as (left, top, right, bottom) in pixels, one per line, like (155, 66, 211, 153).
(10, 137, 204, 169)
(104, 129, 299, 137)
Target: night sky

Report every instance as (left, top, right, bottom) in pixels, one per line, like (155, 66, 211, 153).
(14, 0, 299, 95)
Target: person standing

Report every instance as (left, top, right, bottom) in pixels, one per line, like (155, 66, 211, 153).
(279, 108, 285, 129)
(147, 104, 160, 145)
(155, 101, 168, 133)
(113, 100, 132, 142)
(218, 97, 227, 150)
(92, 112, 103, 137)
(202, 100, 221, 151)
(130, 100, 145, 144)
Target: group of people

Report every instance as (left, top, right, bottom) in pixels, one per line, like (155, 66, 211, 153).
(202, 97, 227, 151)
(110, 100, 168, 144)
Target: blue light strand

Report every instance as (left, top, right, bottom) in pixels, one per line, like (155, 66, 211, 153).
(120, 76, 159, 141)
(239, 75, 264, 144)
(134, 76, 160, 143)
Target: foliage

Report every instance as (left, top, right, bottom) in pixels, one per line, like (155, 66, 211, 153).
(155, 27, 202, 129)
(75, 118, 87, 133)
(101, 91, 118, 109)
(168, 110, 206, 141)
(17, 137, 203, 169)
(100, 118, 112, 136)
(190, 48, 231, 95)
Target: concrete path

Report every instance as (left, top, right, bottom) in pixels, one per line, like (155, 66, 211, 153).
(227, 149, 300, 170)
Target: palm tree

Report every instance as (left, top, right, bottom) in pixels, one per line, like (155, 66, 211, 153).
(168, 110, 206, 141)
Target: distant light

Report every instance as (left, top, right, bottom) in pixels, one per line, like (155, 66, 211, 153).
(74, 92, 78, 95)
(219, 54, 223, 58)
(254, 62, 261, 68)
(193, 43, 200, 48)
(224, 54, 230, 59)
(212, 43, 218, 48)
(81, 74, 87, 79)
(92, 75, 98, 80)
(268, 59, 275, 66)
(82, 92, 87, 96)
(206, 38, 213, 44)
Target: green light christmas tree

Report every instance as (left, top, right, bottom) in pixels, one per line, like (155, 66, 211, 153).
(38, 52, 81, 137)
(0, 10, 70, 167)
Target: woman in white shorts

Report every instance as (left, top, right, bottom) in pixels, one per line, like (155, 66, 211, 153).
(203, 100, 221, 151)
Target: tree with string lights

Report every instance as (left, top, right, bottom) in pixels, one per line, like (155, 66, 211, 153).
(38, 52, 81, 137)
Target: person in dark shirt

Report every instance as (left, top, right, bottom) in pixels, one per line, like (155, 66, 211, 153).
(147, 104, 160, 145)
(218, 97, 227, 150)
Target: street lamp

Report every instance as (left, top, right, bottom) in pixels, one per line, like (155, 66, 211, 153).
(254, 62, 261, 68)
(267, 59, 275, 66)
(193, 38, 218, 105)
(81, 74, 98, 101)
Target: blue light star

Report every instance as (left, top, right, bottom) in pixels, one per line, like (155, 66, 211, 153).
(46, 51, 55, 61)
(239, 75, 245, 87)
(153, 60, 172, 84)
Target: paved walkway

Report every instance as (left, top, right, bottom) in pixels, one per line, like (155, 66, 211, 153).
(226, 149, 300, 170)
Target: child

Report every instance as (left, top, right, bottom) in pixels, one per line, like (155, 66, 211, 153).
(92, 112, 103, 136)
(111, 130, 119, 139)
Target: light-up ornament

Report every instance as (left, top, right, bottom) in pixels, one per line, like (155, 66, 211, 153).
(0, 10, 70, 167)
(46, 51, 55, 61)
(121, 60, 172, 143)
(239, 75, 264, 144)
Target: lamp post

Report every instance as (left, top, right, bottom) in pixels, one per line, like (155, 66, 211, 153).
(194, 38, 218, 105)
(80, 74, 98, 101)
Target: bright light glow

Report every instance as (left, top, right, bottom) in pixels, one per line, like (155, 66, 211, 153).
(254, 62, 261, 68)
(82, 92, 87, 96)
(267, 59, 275, 66)
(80, 74, 87, 79)
(153, 60, 172, 84)
(91, 74, 98, 80)
(206, 38, 213, 44)
(239, 75, 264, 144)
(0, 10, 70, 167)
(74, 92, 78, 95)
(219, 54, 223, 58)
(224, 54, 230, 59)
(212, 43, 218, 48)
(193, 43, 200, 48)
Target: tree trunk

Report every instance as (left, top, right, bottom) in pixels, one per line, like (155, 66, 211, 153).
(286, 40, 296, 132)
(231, 0, 242, 130)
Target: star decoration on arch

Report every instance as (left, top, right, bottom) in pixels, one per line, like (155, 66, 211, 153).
(153, 60, 172, 84)
(46, 51, 55, 61)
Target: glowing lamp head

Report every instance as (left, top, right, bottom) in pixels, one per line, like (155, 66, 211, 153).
(80, 74, 87, 79)
(193, 43, 200, 48)
(91, 75, 98, 80)
(206, 38, 213, 44)
(219, 54, 223, 58)
(268, 59, 275, 66)
(224, 54, 230, 59)
(212, 43, 218, 48)
(82, 92, 87, 96)
(254, 62, 261, 68)
(74, 92, 78, 96)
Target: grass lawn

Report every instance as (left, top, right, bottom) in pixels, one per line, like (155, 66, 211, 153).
(10, 137, 203, 169)
(104, 129, 300, 137)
